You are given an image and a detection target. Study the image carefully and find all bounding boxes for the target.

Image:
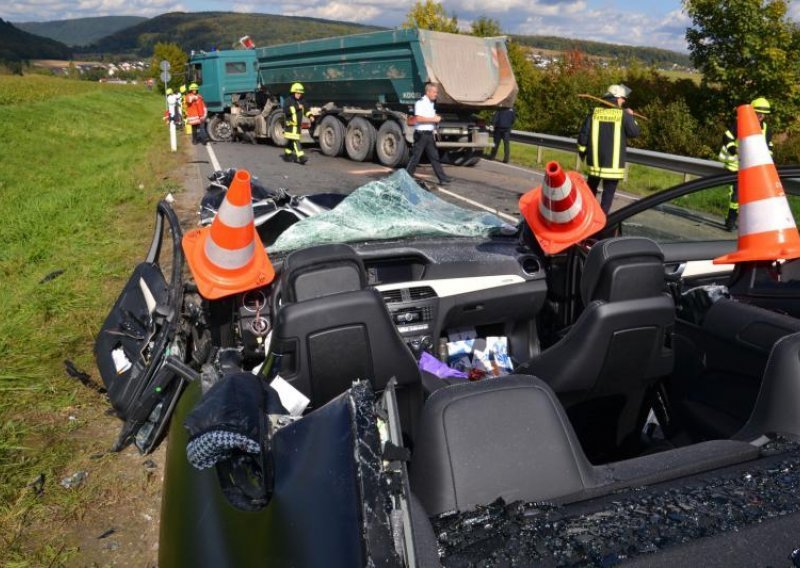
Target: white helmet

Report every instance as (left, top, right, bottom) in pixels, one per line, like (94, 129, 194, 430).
(606, 84, 632, 99)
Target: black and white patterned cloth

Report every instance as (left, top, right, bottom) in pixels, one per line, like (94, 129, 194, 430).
(186, 430, 261, 470)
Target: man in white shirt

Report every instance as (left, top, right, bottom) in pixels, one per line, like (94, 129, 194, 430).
(406, 82, 453, 185)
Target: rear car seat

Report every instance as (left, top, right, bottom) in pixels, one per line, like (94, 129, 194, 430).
(410, 375, 760, 516)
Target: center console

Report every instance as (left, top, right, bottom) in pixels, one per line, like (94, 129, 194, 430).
(379, 285, 439, 355)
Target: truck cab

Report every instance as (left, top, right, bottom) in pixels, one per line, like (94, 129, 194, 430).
(188, 49, 259, 113)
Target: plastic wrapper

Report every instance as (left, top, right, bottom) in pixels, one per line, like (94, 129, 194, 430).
(270, 170, 512, 253)
(447, 336, 514, 378)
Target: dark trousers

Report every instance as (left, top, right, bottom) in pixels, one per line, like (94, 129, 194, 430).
(490, 128, 511, 162)
(728, 180, 739, 209)
(191, 123, 207, 145)
(406, 131, 447, 181)
(588, 176, 619, 214)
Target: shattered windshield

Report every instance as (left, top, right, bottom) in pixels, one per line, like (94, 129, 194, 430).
(269, 170, 515, 253)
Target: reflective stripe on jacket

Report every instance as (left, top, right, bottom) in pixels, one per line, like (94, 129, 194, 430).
(718, 121, 772, 172)
(577, 105, 640, 179)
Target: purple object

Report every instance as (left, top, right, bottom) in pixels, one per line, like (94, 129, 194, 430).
(418, 352, 469, 379)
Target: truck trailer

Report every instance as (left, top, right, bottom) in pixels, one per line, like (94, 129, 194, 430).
(188, 28, 518, 167)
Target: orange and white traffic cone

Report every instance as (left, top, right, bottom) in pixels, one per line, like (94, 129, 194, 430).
(714, 105, 800, 264)
(519, 161, 606, 255)
(182, 169, 275, 299)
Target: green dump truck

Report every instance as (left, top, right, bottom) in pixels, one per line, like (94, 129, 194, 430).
(189, 28, 518, 167)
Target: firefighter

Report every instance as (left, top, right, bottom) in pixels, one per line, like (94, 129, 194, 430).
(179, 84, 188, 130)
(283, 82, 313, 164)
(577, 84, 640, 213)
(719, 97, 773, 231)
(165, 88, 181, 126)
(185, 83, 208, 145)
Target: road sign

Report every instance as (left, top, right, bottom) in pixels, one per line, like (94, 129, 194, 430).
(159, 60, 171, 72)
(160, 71, 171, 84)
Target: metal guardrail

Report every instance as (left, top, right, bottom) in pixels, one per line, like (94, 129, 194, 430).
(509, 130, 725, 179)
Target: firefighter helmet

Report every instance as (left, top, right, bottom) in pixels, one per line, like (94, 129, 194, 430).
(165, 88, 173, 95)
(290, 82, 305, 94)
(179, 85, 187, 94)
(189, 83, 199, 91)
(751, 97, 771, 114)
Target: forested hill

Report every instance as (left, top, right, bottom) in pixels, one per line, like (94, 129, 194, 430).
(512, 34, 692, 67)
(82, 12, 384, 55)
(0, 19, 72, 61)
(15, 16, 148, 47)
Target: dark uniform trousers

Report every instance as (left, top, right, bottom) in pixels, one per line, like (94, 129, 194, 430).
(490, 128, 511, 162)
(406, 131, 447, 181)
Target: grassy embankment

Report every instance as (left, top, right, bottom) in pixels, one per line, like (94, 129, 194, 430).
(0, 75, 183, 565)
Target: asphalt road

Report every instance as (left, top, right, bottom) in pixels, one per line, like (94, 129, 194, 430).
(191, 139, 544, 223)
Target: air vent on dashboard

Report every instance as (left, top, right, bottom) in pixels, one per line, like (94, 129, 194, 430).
(381, 289, 403, 304)
(409, 286, 437, 300)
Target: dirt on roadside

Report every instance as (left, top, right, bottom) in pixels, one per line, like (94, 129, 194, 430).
(34, 144, 208, 568)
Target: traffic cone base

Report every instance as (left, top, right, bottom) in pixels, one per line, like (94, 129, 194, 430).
(520, 162, 606, 255)
(182, 169, 275, 299)
(714, 104, 800, 264)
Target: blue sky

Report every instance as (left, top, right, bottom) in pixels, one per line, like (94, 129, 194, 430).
(4, 0, 799, 52)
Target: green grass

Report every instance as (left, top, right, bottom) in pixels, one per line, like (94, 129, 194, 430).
(0, 76, 183, 564)
(0, 75, 103, 106)
(655, 69, 702, 84)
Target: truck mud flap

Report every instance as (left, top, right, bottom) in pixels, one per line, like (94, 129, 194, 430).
(94, 200, 195, 453)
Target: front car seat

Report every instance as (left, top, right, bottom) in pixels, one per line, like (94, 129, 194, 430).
(267, 244, 424, 439)
(518, 237, 675, 460)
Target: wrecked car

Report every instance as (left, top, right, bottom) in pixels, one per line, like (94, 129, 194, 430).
(95, 158, 800, 567)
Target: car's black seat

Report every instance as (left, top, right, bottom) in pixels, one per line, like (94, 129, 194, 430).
(518, 237, 675, 460)
(410, 375, 760, 517)
(410, 375, 601, 515)
(278, 242, 367, 303)
(268, 244, 423, 437)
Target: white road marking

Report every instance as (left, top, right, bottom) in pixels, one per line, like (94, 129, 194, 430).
(206, 143, 221, 172)
(486, 160, 543, 177)
(347, 167, 393, 174)
(435, 186, 519, 223)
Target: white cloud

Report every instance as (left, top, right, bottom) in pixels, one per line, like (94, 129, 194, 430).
(3, 0, 186, 21)
(285, 3, 381, 22)
(514, 6, 689, 51)
(3, 0, 692, 52)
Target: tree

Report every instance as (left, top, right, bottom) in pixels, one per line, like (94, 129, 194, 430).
(403, 0, 459, 33)
(683, 0, 800, 126)
(470, 16, 501, 37)
(149, 42, 187, 94)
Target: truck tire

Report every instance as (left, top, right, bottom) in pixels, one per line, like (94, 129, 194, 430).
(268, 110, 287, 147)
(345, 117, 376, 162)
(376, 121, 409, 167)
(207, 116, 233, 143)
(318, 115, 345, 157)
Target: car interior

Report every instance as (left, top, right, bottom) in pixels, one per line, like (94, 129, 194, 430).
(221, 231, 800, 538)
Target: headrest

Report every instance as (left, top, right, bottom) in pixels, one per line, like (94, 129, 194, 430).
(280, 244, 367, 303)
(580, 237, 665, 305)
(271, 288, 420, 407)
